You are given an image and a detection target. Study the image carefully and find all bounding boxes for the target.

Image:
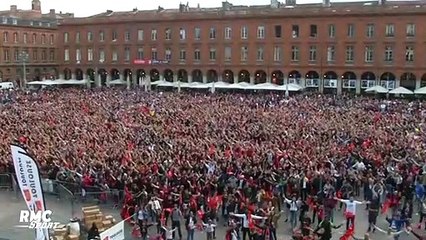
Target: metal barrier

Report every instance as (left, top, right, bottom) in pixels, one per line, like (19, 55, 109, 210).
(0, 173, 12, 190)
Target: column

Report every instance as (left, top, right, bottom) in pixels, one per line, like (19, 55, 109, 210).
(266, 76, 271, 83)
(71, 73, 76, 79)
(249, 76, 254, 84)
(318, 79, 324, 93)
(337, 79, 342, 95)
(188, 75, 193, 83)
(355, 79, 361, 95)
(96, 73, 101, 87)
(233, 75, 237, 84)
(300, 78, 306, 88)
(106, 75, 111, 87)
(59, 73, 64, 79)
(395, 79, 400, 88)
(159, 74, 164, 81)
(203, 76, 207, 83)
(173, 74, 178, 82)
(416, 78, 421, 89)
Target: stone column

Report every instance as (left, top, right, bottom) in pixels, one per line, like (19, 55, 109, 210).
(59, 73, 64, 79)
(355, 79, 361, 95)
(95, 73, 101, 87)
(106, 74, 111, 87)
(249, 76, 254, 84)
(188, 75, 193, 83)
(71, 73, 76, 79)
(336, 79, 342, 95)
(395, 79, 400, 88)
(318, 79, 324, 93)
(203, 76, 207, 83)
(416, 78, 421, 89)
(300, 78, 306, 88)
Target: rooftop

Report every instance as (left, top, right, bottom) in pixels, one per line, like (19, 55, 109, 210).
(58, 0, 426, 25)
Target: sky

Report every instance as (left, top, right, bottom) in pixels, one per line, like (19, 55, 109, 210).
(0, 0, 376, 17)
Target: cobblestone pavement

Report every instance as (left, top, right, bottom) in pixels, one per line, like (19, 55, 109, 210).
(0, 191, 418, 240)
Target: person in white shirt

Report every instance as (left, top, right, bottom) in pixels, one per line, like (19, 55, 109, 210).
(335, 195, 367, 230)
(185, 211, 197, 240)
(284, 194, 302, 230)
(202, 219, 217, 240)
(161, 225, 177, 240)
(230, 211, 266, 240)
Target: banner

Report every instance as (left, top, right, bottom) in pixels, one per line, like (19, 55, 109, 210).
(100, 220, 125, 240)
(11, 145, 50, 240)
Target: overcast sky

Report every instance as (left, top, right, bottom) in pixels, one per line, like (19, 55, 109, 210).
(0, 0, 375, 17)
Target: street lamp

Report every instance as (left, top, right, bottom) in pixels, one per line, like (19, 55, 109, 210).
(19, 51, 29, 88)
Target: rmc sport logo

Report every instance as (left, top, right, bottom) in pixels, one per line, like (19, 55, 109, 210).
(17, 210, 61, 229)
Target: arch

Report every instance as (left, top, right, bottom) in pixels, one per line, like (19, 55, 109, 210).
(271, 70, 284, 85)
(136, 69, 146, 81)
(342, 71, 357, 80)
(50, 68, 58, 80)
(34, 69, 41, 81)
(380, 72, 395, 81)
(361, 72, 376, 80)
(110, 69, 120, 80)
(87, 68, 95, 81)
(323, 71, 338, 80)
(288, 70, 301, 84)
(305, 71, 319, 79)
(75, 68, 83, 80)
(207, 69, 218, 83)
(192, 69, 203, 82)
(400, 72, 416, 91)
(150, 69, 160, 81)
(177, 69, 188, 82)
(124, 69, 132, 82)
(238, 70, 250, 83)
(63, 68, 72, 80)
(421, 73, 426, 88)
(222, 69, 234, 83)
(164, 69, 173, 82)
(254, 70, 267, 84)
(98, 68, 107, 86)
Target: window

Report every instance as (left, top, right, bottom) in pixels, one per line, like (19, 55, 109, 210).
(241, 46, 248, 61)
(309, 46, 317, 61)
(99, 31, 105, 41)
(88, 48, 93, 61)
(194, 49, 201, 61)
(385, 24, 395, 37)
(194, 27, 201, 40)
(151, 48, 158, 60)
(406, 24, 415, 37)
(366, 24, 374, 38)
(384, 46, 393, 62)
(3, 32, 8, 42)
(87, 32, 93, 42)
(41, 50, 47, 61)
(33, 50, 38, 61)
(273, 46, 282, 62)
(292, 25, 299, 38)
(112, 31, 117, 41)
(64, 32, 69, 43)
(3, 49, 10, 62)
(137, 48, 144, 59)
(274, 25, 282, 38)
(49, 50, 54, 61)
(328, 24, 335, 38)
(151, 29, 157, 40)
(224, 46, 232, 61)
(23, 33, 27, 44)
(241, 26, 248, 39)
(76, 49, 81, 61)
(209, 48, 216, 61)
(224, 27, 232, 40)
(32, 34, 37, 44)
(124, 47, 130, 61)
(327, 46, 335, 62)
(347, 24, 355, 38)
(13, 32, 18, 43)
(3, 49, 9, 61)
(41, 34, 46, 44)
(64, 49, 69, 61)
(405, 46, 414, 62)
(165, 48, 172, 60)
(291, 46, 299, 61)
(179, 49, 186, 61)
(209, 27, 216, 39)
(310, 25, 317, 38)
(76, 32, 80, 43)
(125, 31, 131, 41)
(179, 28, 186, 40)
(257, 47, 264, 61)
(2, 17, 7, 24)
(112, 49, 118, 61)
(165, 28, 172, 40)
(50, 34, 54, 45)
(257, 26, 265, 39)
(345, 46, 354, 63)
(14, 49, 19, 62)
(138, 30, 144, 41)
(12, 18, 17, 25)
(99, 49, 105, 62)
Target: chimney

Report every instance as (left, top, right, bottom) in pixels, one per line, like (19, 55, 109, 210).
(322, 0, 330, 7)
(378, 0, 386, 5)
(271, 0, 279, 8)
(133, 8, 138, 12)
(10, 5, 17, 12)
(179, 3, 185, 12)
(49, 9, 55, 15)
(286, 0, 296, 6)
(222, 1, 233, 11)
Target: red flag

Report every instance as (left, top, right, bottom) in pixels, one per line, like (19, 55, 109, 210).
(340, 226, 354, 240)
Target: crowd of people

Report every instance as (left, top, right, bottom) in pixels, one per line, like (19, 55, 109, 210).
(1, 88, 426, 240)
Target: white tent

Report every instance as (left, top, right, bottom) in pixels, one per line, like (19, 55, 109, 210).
(157, 81, 174, 87)
(365, 85, 389, 93)
(246, 83, 280, 91)
(151, 80, 165, 85)
(389, 86, 414, 95)
(216, 82, 253, 90)
(186, 82, 210, 89)
(414, 87, 426, 95)
(277, 84, 303, 91)
(62, 79, 92, 85)
(110, 79, 126, 85)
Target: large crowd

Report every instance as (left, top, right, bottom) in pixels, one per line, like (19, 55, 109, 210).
(1, 88, 426, 240)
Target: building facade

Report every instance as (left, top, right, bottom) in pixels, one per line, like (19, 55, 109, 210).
(58, 1, 426, 94)
(0, 0, 73, 85)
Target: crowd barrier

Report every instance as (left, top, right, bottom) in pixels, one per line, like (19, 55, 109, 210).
(0, 173, 13, 190)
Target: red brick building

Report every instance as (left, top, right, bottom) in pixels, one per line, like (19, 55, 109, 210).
(58, 0, 426, 94)
(0, 0, 73, 85)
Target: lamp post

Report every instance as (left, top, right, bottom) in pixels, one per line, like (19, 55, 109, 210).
(19, 51, 29, 88)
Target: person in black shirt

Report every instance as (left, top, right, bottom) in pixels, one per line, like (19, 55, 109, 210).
(87, 223, 100, 240)
(314, 217, 342, 240)
(139, 220, 156, 240)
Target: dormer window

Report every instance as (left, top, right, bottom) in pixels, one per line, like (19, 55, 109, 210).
(2, 17, 7, 24)
(12, 18, 17, 25)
